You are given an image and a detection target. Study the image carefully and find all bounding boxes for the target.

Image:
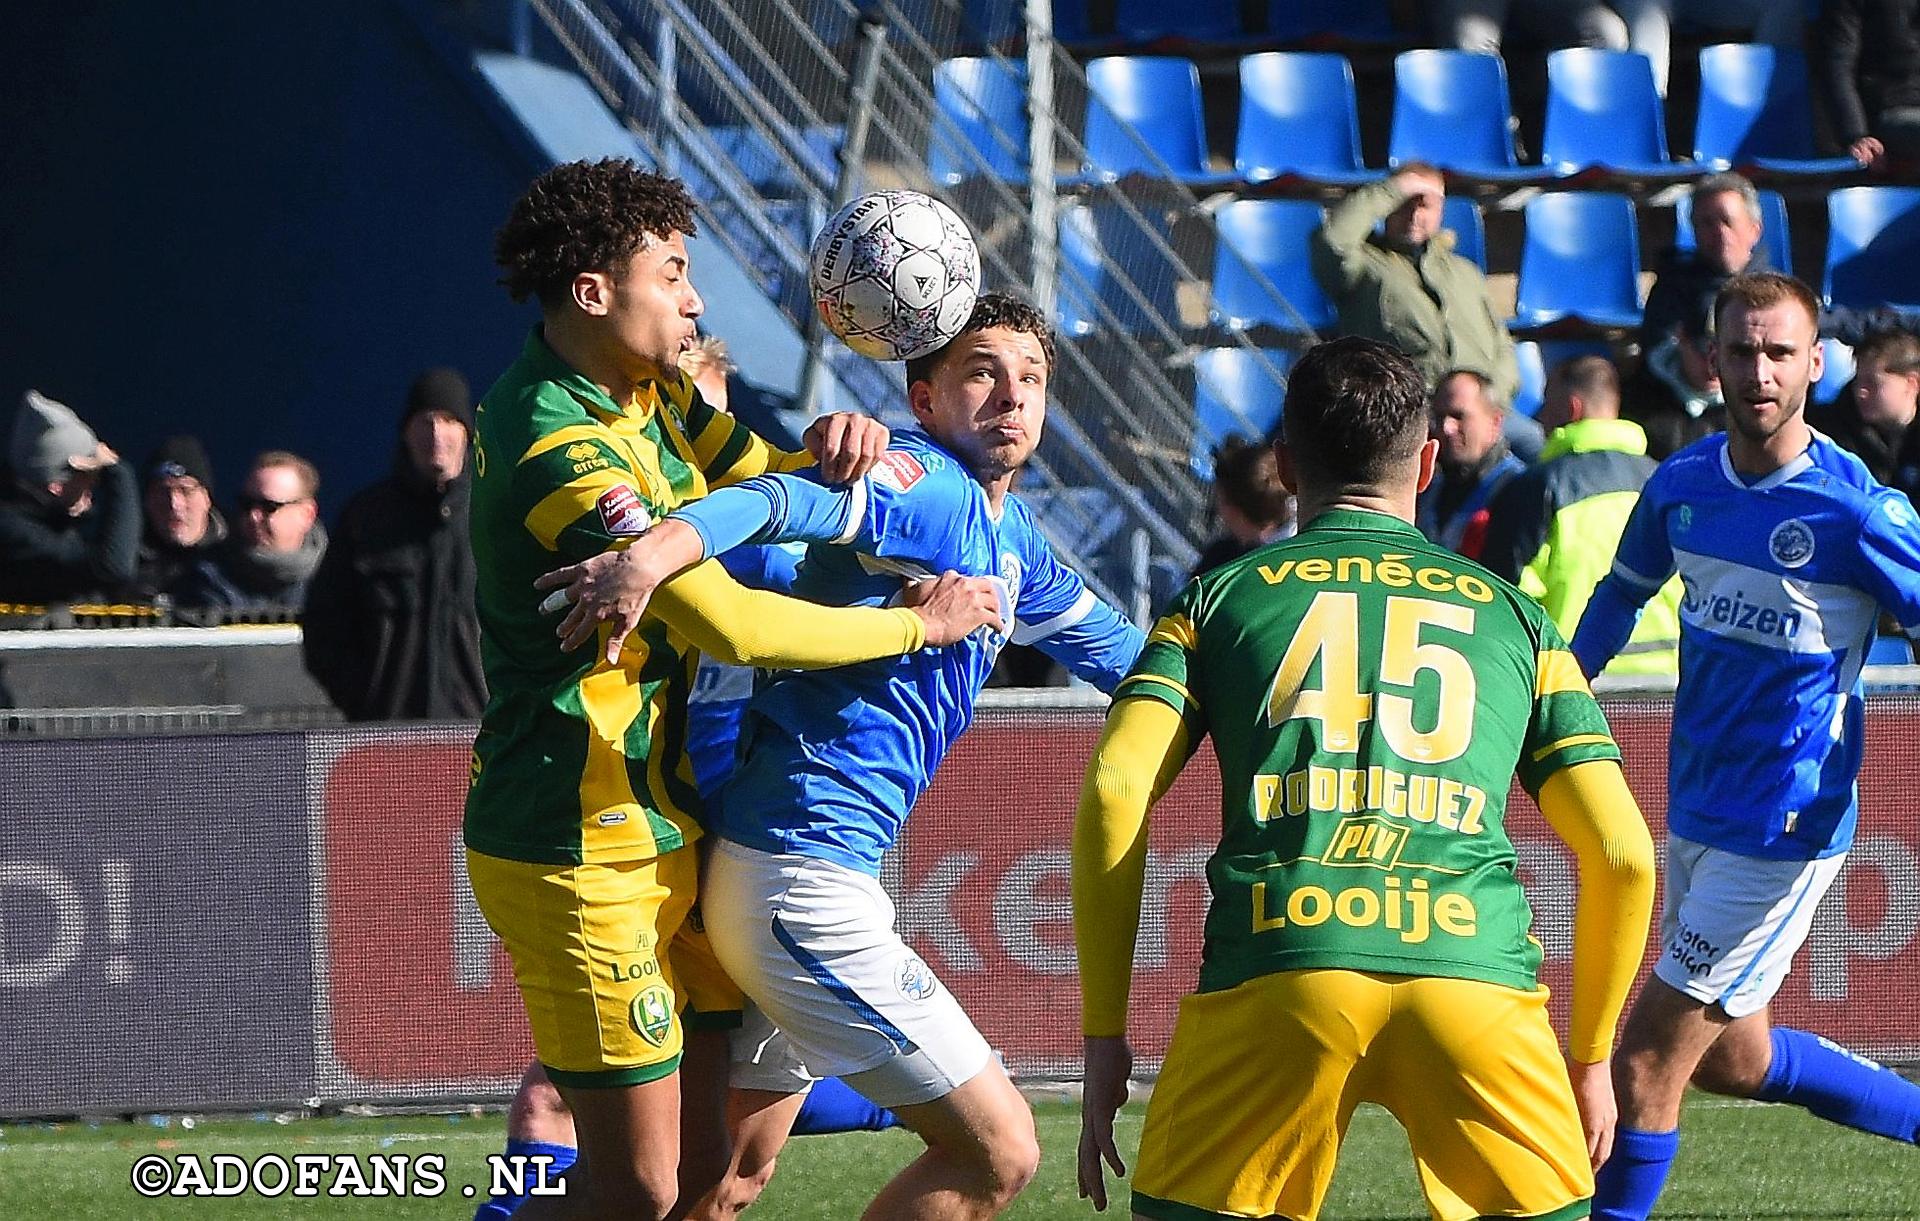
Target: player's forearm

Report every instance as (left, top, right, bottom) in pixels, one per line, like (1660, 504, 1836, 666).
(1537, 761, 1657, 1063)
(1073, 696, 1191, 1037)
(1032, 602, 1146, 694)
(650, 559, 923, 668)
(1569, 573, 1647, 679)
(669, 477, 858, 559)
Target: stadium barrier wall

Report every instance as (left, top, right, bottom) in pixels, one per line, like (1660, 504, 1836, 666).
(4, 697, 1918, 1117)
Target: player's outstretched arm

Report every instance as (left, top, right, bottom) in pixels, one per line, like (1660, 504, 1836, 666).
(1535, 759, 1658, 1168)
(646, 561, 998, 669)
(1073, 696, 1193, 1210)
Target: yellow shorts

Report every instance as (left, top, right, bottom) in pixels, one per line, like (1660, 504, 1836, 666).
(1133, 969, 1592, 1221)
(672, 903, 744, 1029)
(466, 847, 698, 1089)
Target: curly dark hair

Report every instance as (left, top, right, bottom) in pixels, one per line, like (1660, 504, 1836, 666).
(494, 159, 699, 307)
(905, 292, 1057, 386)
(1282, 336, 1430, 485)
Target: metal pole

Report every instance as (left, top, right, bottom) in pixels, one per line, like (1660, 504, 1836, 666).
(796, 12, 887, 418)
(1026, 0, 1058, 313)
(1130, 528, 1152, 626)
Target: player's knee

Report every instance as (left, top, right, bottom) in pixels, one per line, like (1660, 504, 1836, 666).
(507, 1064, 574, 1143)
(974, 1121, 1040, 1205)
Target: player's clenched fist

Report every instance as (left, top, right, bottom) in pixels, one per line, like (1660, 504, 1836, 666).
(804, 411, 890, 484)
(900, 571, 1003, 645)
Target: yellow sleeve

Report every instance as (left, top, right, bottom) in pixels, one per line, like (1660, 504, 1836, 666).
(648, 560, 924, 668)
(1073, 696, 1194, 1038)
(679, 382, 812, 487)
(1536, 760, 1658, 1063)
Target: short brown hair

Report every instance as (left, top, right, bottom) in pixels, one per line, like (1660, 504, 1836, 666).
(1282, 337, 1431, 484)
(1713, 272, 1820, 335)
(1555, 354, 1620, 409)
(680, 334, 737, 380)
(251, 450, 319, 499)
(495, 159, 699, 308)
(1855, 329, 1920, 374)
(905, 293, 1056, 387)
(1212, 435, 1290, 526)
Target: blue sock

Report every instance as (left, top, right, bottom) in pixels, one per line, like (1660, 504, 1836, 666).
(1753, 1027, 1920, 1143)
(1592, 1125, 1680, 1221)
(791, 1076, 899, 1135)
(473, 1139, 578, 1220)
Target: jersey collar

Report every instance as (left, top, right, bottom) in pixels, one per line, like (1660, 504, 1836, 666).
(1299, 507, 1423, 538)
(520, 326, 684, 426)
(1717, 436, 1813, 491)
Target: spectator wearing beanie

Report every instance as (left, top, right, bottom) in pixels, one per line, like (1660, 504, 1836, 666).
(302, 367, 486, 721)
(0, 389, 139, 604)
(134, 434, 228, 605)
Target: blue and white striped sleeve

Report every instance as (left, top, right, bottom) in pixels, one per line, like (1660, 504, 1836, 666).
(1855, 488, 1920, 635)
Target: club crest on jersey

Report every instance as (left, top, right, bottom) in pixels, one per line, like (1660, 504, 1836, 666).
(1768, 518, 1815, 569)
(629, 984, 675, 1046)
(894, 954, 938, 1002)
(598, 484, 653, 537)
(1884, 495, 1916, 529)
(1677, 504, 1693, 532)
(872, 450, 927, 493)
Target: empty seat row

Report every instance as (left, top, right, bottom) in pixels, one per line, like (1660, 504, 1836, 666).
(873, 0, 1399, 51)
(1058, 186, 1920, 345)
(931, 45, 1857, 192)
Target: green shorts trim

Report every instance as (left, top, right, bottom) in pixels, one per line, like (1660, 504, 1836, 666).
(1520, 1199, 1590, 1220)
(1130, 1191, 1242, 1220)
(543, 1052, 682, 1090)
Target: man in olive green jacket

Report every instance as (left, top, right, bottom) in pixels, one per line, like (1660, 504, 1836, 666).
(1481, 355, 1681, 677)
(1310, 164, 1520, 408)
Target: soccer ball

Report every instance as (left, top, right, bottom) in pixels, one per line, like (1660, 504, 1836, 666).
(809, 189, 981, 362)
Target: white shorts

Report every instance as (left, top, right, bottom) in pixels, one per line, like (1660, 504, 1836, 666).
(728, 1001, 814, 1096)
(702, 838, 993, 1109)
(1651, 835, 1846, 1018)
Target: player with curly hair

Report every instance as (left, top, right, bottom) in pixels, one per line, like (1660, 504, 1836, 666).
(464, 158, 1000, 1221)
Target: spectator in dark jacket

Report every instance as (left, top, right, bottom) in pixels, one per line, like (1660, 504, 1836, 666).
(1811, 329, 1920, 501)
(1639, 174, 1770, 354)
(1192, 435, 1296, 577)
(186, 451, 328, 612)
(1625, 304, 1727, 459)
(134, 434, 227, 604)
(1417, 370, 1527, 559)
(1817, 0, 1920, 171)
(302, 368, 486, 720)
(0, 390, 139, 605)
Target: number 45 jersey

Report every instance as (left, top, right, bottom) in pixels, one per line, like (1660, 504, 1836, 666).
(1122, 508, 1620, 996)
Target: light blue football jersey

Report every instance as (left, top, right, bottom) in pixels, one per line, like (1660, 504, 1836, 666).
(671, 429, 1144, 873)
(1573, 433, 1920, 859)
(686, 543, 803, 801)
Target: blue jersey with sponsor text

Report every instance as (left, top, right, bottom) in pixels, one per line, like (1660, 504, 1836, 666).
(709, 430, 1144, 874)
(686, 543, 802, 800)
(1584, 433, 1920, 858)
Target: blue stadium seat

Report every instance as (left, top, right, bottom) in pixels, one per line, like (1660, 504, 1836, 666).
(1388, 50, 1548, 184)
(1514, 192, 1644, 331)
(1235, 52, 1379, 188)
(1815, 337, 1855, 405)
(1265, 0, 1397, 46)
(1542, 48, 1699, 181)
(1513, 340, 1546, 417)
(1867, 634, 1914, 665)
(1058, 201, 1184, 338)
(1443, 196, 1486, 271)
(929, 57, 1028, 186)
(1694, 44, 1861, 177)
(1115, 0, 1243, 44)
(1674, 187, 1792, 275)
(1081, 56, 1233, 186)
(707, 124, 843, 197)
(1210, 199, 1336, 334)
(1825, 186, 1920, 311)
(1193, 347, 1294, 476)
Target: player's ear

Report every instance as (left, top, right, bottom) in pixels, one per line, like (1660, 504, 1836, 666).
(906, 378, 935, 423)
(571, 271, 613, 317)
(1415, 437, 1439, 494)
(1271, 440, 1300, 495)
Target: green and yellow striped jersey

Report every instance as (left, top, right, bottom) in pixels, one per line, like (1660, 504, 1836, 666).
(464, 328, 811, 866)
(1121, 508, 1619, 994)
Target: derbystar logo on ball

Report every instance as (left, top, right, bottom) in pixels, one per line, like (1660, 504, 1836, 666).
(809, 189, 981, 362)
